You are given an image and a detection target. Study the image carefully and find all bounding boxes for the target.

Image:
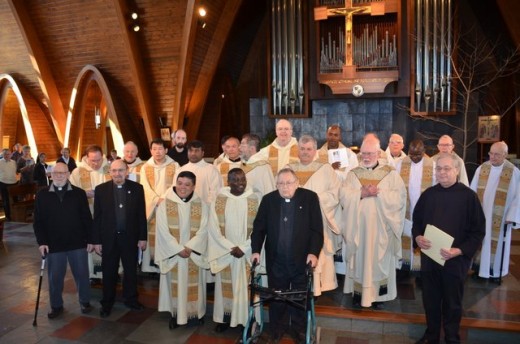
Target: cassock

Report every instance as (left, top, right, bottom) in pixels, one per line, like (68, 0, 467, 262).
(257, 137, 299, 174)
(208, 187, 259, 327)
(288, 161, 341, 295)
(176, 160, 222, 204)
(140, 156, 179, 272)
(69, 156, 111, 279)
(396, 156, 436, 270)
(340, 164, 406, 307)
(470, 160, 520, 278)
(155, 188, 209, 325)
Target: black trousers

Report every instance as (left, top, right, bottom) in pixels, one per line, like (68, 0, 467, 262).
(101, 233, 138, 307)
(0, 181, 16, 220)
(267, 260, 307, 339)
(421, 269, 464, 344)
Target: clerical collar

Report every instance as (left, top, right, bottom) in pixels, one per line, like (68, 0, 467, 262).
(173, 187, 194, 202)
(284, 198, 291, 203)
(124, 159, 136, 165)
(228, 157, 242, 163)
(366, 162, 379, 171)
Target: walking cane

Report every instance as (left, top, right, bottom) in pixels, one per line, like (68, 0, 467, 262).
(33, 255, 46, 327)
(498, 223, 515, 286)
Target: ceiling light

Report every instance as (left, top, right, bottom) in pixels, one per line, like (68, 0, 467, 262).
(198, 7, 207, 17)
(131, 12, 138, 20)
(133, 25, 140, 32)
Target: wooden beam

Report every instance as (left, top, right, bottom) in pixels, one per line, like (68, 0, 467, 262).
(184, 0, 243, 139)
(112, 0, 158, 143)
(172, 0, 197, 131)
(7, 0, 67, 143)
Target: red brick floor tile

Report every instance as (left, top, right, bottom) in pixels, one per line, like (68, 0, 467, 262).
(50, 316, 100, 340)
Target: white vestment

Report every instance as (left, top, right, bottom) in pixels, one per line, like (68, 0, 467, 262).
(126, 157, 144, 182)
(470, 162, 520, 278)
(288, 161, 341, 296)
(396, 157, 436, 270)
(257, 137, 299, 173)
(155, 189, 209, 324)
(69, 157, 110, 279)
(385, 147, 407, 168)
(140, 156, 179, 272)
(208, 187, 259, 327)
(340, 165, 406, 307)
(176, 160, 223, 204)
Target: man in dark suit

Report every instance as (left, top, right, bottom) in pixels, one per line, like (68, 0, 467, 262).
(251, 168, 323, 343)
(91, 159, 147, 318)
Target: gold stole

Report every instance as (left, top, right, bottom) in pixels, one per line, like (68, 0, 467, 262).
(220, 160, 270, 186)
(79, 166, 111, 207)
(476, 161, 514, 253)
(214, 195, 257, 312)
(399, 156, 433, 220)
(352, 164, 393, 187)
(290, 162, 325, 186)
(166, 199, 202, 306)
(219, 163, 231, 186)
(144, 163, 176, 192)
(268, 144, 299, 175)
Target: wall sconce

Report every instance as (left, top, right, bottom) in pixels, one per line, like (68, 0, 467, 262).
(94, 107, 101, 129)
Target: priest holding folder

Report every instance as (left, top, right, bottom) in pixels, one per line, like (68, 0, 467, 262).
(412, 153, 485, 344)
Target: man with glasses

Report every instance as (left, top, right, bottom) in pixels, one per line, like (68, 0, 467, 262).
(340, 137, 406, 309)
(469, 141, 520, 281)
(396, 140, 436, 271)
(251, 168, 323, 343)
(432, 135, 469, 185)
(92, 160, 147, 317)
(33, 162, 93, 319)
(385, 133, 407, 168)
(413, 153, 485, 344)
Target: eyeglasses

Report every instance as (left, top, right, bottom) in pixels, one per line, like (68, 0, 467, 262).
(437, 143, 453, 147)
(360, 152, 378, 156)
(110, 168, 127, 173)
(435, 166, 454, 173)
(52, 171, 69, 176)
(277, 180, 297, 187)
(389, 141, 403, 144)
(488, 152, 503, 157)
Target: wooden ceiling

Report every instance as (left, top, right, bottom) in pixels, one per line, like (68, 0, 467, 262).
(0, 0, 518, 159)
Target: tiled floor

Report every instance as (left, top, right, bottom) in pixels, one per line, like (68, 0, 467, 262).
(1, 222, 519, 343)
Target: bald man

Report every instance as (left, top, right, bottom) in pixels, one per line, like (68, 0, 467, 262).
(385, 133, 407, 168)
(470, 141, 520, 280)
(256, 119, 299, 174)
(432, 135, 468, 185)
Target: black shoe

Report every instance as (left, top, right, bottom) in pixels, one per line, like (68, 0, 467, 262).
(124, 301, 144, 311)
(372, 301, 385, 310)
(215, 322, 229, 332)
(99, 307, 111, 318)
(80, 302, 93, 314)
(47, 307, 63, 319)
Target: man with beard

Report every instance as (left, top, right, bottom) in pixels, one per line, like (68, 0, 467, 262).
(208, 168, 260, 332)
(168, 129, 188, 166)
(341, 137, 406, 309)
(33, 162, 93, 319)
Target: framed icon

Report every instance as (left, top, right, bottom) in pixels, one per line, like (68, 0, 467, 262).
(160, 127, 171, 141)
(477, 115, 500, 143)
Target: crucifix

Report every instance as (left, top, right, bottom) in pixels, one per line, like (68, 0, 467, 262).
(315, 0, 385, 72)
(314, 0, 398, 95)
